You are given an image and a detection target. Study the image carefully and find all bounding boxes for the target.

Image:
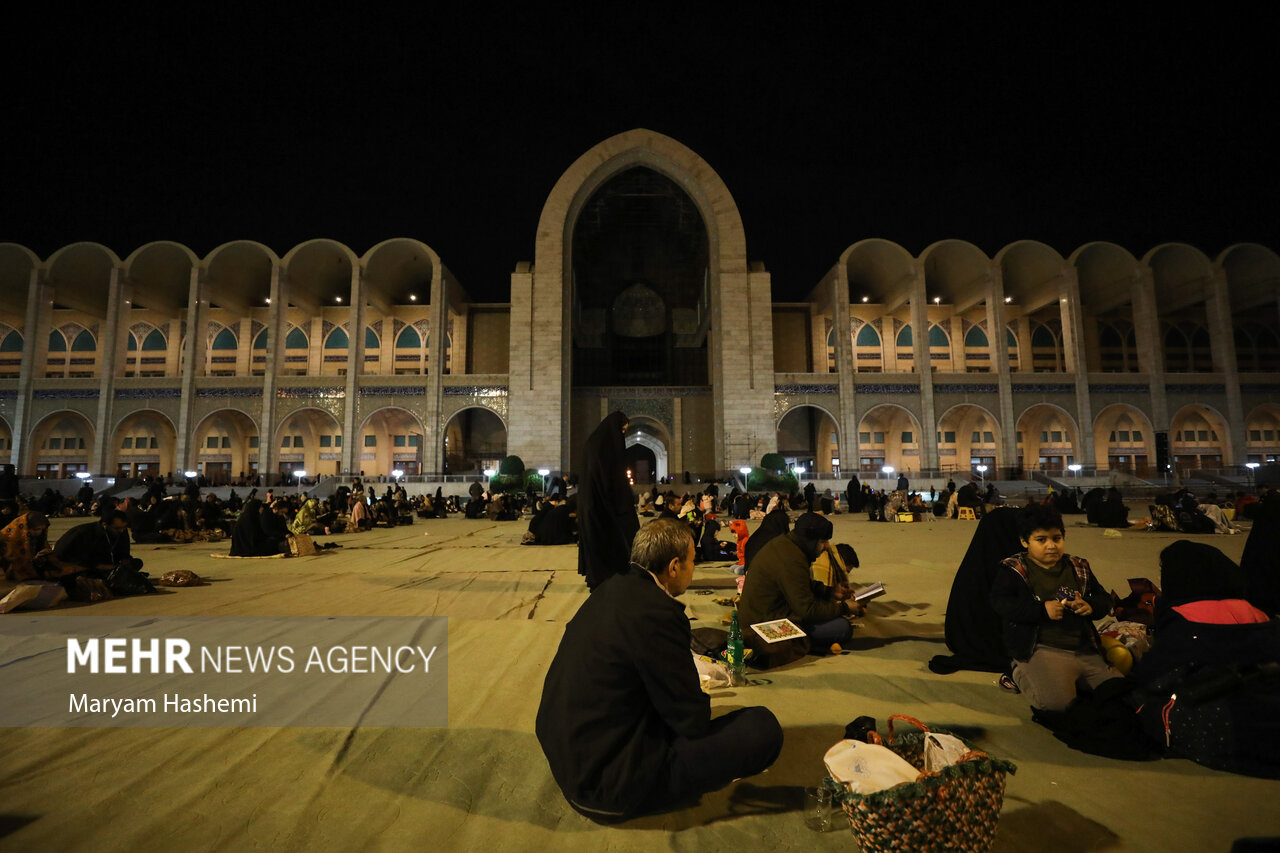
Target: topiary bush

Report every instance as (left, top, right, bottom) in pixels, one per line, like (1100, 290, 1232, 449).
(498, 455, 526, 477)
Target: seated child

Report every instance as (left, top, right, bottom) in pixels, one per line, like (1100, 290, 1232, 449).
(989, 504, 1119, 711)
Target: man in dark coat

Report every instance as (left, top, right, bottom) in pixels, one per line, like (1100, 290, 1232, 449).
(536, 519, 781, 822)
(576, 412, 640, 591)
(738, 512, 859, 651)
(52, 510, 136, 575)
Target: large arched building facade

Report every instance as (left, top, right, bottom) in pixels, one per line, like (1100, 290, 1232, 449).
(1, 129, 1277, 483)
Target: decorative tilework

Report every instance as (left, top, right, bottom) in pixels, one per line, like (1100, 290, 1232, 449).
(774, 384, 839, 394)
(1165, 384, 1226, 394)
(854, 384, 919, 394)
(1011, 383, 1076, 393)
(115, 388, 181, 399)
(1241, 384, 1280, 393)
(443, 386, 508, 396)
(362, 385, 427, 396)
(196, 387, 262, 398)
(933, 384, 998, 393)
(1089, 384, 1150, 394)
(36, 389, 97, 399)
(608, 397, 673, 430)
(277, 387, 344, 399)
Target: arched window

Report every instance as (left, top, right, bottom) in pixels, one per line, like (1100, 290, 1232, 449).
(1031, 324, 1056, 348)
(0, 330, 20, 352)
(285, 328, 308, 349)
(856, 324, 881, 347)
(71, 330, 96, 352)
(964, 326, 988, 348)
(928, 325, 950, 347)
(141, 329, 166, 351)
(1100, 325, 1123, 347)
(325, 328, 349, 349)
(127, 332, 139, 351)
(48, 331, 67, 352)
(896, 325, 912, 347)
(211, 328, 238, 350)
(365, 327, 380, 349)
(395, 326, 421, 349)
(253, 329, 268, 350)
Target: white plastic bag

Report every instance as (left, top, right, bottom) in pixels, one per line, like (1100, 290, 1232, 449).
(823, 739, 920, 794)
(923, 733, 970, 772)
(0, 581, 67, 614)
(692, 652, 731, 690)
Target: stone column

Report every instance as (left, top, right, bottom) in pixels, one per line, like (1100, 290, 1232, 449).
(259, 264, 286, 484)
(671, 396, 684, 478)
(342, 266, 367, 475)
(174, 267, 208, 475)
(1206, 267, 1246, 462)
(235, 317, 253, 376)
(13, 268, 51, 474)
(91, 266, 129, 474)
(986, 266, 1017, 475)
(1132, 267, 1168, 430)
(422, 271, 448, 475)
(1060, 268, 1095, 466)
(308, 315, 325, 376)
(910, 263, 938, 472)
(509, 257, 568, 470)
(831, 265, 860, 470)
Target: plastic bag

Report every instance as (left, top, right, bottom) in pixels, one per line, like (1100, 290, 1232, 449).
(159, 570, 204, 587)
(0, 581, 68, 613)
(692, 653, 731, 690)
(824, 739, 920, 794)
(923, 732, 970, 772)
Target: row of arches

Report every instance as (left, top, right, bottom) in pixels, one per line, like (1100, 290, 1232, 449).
(5, 406, 509, 481)
(773, 402, 1280, 476)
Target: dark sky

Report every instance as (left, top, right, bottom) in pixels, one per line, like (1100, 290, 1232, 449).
(7, 8, 1277, 302)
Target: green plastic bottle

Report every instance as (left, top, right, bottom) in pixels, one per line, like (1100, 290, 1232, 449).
(727, 609, 747, 687)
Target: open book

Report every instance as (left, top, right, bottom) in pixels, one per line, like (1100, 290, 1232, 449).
(853, 581, 886, 602)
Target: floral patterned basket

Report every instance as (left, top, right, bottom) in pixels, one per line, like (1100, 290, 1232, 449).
(838, 715, 1017, 853)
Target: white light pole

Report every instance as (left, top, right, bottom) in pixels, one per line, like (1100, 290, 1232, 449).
(976, 464, 988, 487)
(1068, 463, 1082, 480)
(1246, 461, 1260, 488)
(294, 469, 307, 493)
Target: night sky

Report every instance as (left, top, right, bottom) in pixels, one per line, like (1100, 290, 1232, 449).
(7, 8, 1277, 302)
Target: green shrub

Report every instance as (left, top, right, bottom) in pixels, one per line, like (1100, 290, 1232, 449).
(746, 468, 798, 493)
(759, 452, 787, 473)
(498, 455, 525, 477)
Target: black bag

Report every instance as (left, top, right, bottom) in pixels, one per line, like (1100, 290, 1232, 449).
(105, 559, 156, 596)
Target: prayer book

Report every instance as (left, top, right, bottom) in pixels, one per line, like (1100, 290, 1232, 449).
(750, 618, 806, 643)
(853, 581, 886, 602)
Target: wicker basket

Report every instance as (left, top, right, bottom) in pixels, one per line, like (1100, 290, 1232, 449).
(838, 715, 1017, 853)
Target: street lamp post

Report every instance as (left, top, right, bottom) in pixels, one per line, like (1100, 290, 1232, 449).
(1246, 462, 1260, 489)
(1068, 463, 1081, 480)
(294, 470, 307, 494)
(976, 464, 988, 488)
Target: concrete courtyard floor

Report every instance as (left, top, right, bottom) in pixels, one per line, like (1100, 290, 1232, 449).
(0, 511, 1276, 852)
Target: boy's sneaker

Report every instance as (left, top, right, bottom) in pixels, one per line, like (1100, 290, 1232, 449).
(999, 673, 1020, 693)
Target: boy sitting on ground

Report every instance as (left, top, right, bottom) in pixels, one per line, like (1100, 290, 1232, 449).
(989, 504, 1119, 711)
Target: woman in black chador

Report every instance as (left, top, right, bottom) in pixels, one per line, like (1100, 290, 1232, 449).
(929, 506, 1024, 674)
(577, 412, 640, 591)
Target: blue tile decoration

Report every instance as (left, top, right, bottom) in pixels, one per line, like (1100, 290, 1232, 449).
(1011, 383, 1076, 393)
(853, 384, 919, 394)
(443, 386, 508, 396)
(933, 384, 998, 393)
(196, 387, 263, 397)
(774, 384, 839, 394)
(1089, 384, 1151, 394)
(277, 387, 345, 399)
(1164, 384, 1226, 394)
(35, 389, 98, 399)
(362, 385, 427, 396)
(116, 388, 181, 398)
